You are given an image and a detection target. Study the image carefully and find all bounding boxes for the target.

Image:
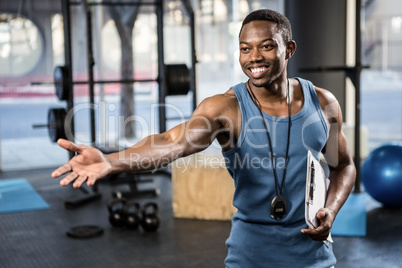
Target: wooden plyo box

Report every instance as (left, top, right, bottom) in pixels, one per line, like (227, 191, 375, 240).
(171, 152, 237, 221)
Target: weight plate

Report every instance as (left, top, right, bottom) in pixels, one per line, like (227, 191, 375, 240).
(66, 225, 104, 239)
(165, 64, 190, 96)
(48, 108, 67, 142)
(54, 66, 69, 101)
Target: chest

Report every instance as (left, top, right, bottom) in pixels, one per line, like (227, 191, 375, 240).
(219, 94, 304, 151)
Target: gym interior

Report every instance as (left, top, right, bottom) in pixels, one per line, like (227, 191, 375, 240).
(0, 0, 401, 267)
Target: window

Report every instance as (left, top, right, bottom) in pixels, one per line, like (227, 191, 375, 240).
(0, 14, 43, 76)
(362, 3, 402, 150)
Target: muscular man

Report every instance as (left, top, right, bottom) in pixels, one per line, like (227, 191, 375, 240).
(52, 9, 355, 267)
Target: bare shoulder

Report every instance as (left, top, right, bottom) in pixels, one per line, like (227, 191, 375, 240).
(314, 86, 338, 107)
(200, 88, 237, 104)
(193, 88, 239, 117)
(314, 86, 342, 123)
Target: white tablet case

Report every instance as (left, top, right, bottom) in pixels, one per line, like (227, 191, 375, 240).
(305, 150, 328, 229)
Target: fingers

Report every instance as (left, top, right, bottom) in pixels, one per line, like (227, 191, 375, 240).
(87, 175, 98, 187)
(301, 226, 322, 235)
(58, 172, 89, 188)
(59, 171, 78, 187)
(57, 139, 84, 154)
(301, 211, 332, 241)
(73, 175, 88, 188)
(52, 163, 72, 178)
(301, 226, 329, 241)
(317, 211, 328, 220)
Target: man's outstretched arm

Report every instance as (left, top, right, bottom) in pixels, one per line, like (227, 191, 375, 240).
(52, 95, 226, 188)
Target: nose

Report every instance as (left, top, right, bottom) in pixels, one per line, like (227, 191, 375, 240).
(249, 48, 263, 62)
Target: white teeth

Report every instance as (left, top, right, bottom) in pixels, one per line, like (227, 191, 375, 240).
(250, 67, 266, 73)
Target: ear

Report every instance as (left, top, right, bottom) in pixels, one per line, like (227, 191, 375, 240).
(285, 40, 297, 60)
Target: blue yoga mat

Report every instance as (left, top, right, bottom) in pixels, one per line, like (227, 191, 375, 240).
(0, 178, 49, 214)
(331, 193, 367, 237)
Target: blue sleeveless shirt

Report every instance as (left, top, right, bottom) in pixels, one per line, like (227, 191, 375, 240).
(222, 78, 336, 267)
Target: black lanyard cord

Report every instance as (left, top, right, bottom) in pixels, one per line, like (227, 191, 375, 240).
(246, 79, 291, 196)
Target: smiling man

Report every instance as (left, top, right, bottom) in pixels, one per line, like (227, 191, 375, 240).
(52, 9, 355, 267)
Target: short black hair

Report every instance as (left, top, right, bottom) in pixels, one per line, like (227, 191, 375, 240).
(239, 9, 292, 44)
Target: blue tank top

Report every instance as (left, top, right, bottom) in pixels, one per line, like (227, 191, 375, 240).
(222, 78, 336, 267)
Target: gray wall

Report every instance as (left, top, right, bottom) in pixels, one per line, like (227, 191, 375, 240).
(285, 0, 347, 116)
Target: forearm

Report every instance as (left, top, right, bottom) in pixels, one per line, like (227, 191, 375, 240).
(325, 161, 356, 216)
(105, 133, 186, 173)
(103, 102, 222, 174)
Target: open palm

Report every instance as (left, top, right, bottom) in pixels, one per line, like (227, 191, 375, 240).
(51, 139, 112, 188)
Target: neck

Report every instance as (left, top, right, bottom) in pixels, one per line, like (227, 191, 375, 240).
(248, 77, 290, 103)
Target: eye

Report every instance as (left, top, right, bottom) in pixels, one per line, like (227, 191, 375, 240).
(240, 46, 250, 53)
(261, 44, 273, 50)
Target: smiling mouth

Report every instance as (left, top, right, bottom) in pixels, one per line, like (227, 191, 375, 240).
(249, 67, 267, 74)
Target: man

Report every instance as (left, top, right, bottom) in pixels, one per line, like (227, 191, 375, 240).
(52, 9, 355, 267)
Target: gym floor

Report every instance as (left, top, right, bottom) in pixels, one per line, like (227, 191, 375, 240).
(0, 168, 401, 268)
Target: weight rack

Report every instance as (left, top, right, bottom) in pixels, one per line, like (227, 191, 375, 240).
(33, 0, 198, 208)
(33, 0, 197, 148)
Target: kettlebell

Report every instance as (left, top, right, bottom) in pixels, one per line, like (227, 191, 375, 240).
(123, 202, 141, 230)
(140, 202, 160, 232)
(108, 198, 127, 228)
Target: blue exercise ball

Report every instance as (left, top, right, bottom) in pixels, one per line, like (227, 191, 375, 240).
(362, 143, 402, 207)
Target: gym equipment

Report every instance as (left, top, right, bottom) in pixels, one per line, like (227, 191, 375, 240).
(99, 147, 160, 201)
(107, 199, 160, 232)
(48, 108, 67, 142)
(109, 174, 159, 200)
(60, 0, 196, 140)
(123, 202, 141, 230)
(31, 0, 196, 211)
(332, 193, 367, 237)
(362, 143, 402, 207)
(0, 178, 49, 214)
(140, 202, 160, 232)
(108, 198, 127, 228)
(66, 225, 104, 239)
(172, 153, 236, 220)
(165, 64, 191, 96)
(64, 184, 101, 209)
(31, 0, 198, 143)
(51, 63, 191, 98)
(33, 62, 192, 143)
(33, 0, 197, 142)
(32, 108, 68, 142)
(54, 65, 69, 101)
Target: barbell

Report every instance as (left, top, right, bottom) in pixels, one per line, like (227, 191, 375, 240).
(54, 66, 70, 101)
(54, 63, 191, 101)
(32, 108, 68, 142)
(33, 64, 191, 142)
(165, 64, 190, 96)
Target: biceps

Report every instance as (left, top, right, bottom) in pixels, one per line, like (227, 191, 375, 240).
(323, 105, 351, 168)
(323, 110, 356, 172)
(165, 115, 219, 154)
